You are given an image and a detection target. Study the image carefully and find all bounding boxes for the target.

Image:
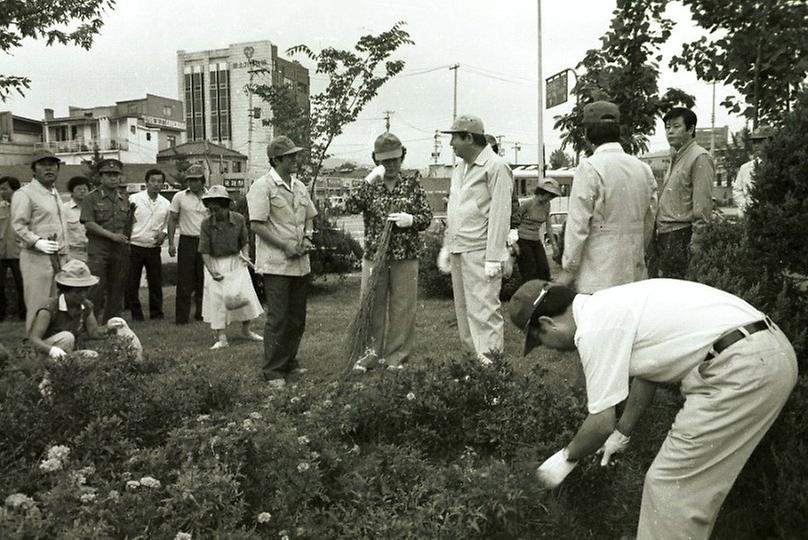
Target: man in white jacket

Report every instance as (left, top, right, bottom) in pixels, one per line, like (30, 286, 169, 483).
(733, 126, 774, 216)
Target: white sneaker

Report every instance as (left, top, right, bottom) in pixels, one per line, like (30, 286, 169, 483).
(210, 339, 229, 350)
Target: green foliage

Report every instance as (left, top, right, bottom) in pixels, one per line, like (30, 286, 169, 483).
(721, 127, 753, 188)
(548, 148, 573, 169)
(308, 214, 363, 279)
(0, 0, 115, 100)
(672, 0, 808, 127)
(554, 0, 695, 155)
(80, 146, 105, 188)
(418, 226, 452, 298)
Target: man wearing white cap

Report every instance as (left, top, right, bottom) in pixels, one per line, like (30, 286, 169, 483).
(437, 115, 513, 359)
(556, 101, 658, 293)
(733, 125, 774, 217)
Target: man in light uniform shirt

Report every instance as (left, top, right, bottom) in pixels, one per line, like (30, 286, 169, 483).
(556, 101, 657, 293)
(11, 150, 71, 331)
(128, 168, 171, 321)
(508, 278, 798, 539)
(732, 126, 774, 216)
(437, 115, 513, 359)
(64, 176, 90, 262)
(168, 165, 208, 324)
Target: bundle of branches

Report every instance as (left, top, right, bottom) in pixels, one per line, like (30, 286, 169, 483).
(342, 220, 394, 370)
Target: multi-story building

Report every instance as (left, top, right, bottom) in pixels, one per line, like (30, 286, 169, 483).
(157, 140, 248, 190)
(176, 40, 310, 180)
(37, 94, 186, 165)
(0, 111, 42, 165)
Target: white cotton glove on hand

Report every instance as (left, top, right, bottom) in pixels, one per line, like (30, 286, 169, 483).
(437, 246, 451, 274)
(364, 164, 386, 184)
(536, 448, 578, 489)
(484, 261, 502, 278)
(48, 346, 67, 361)
(388, 212, 414, 228)
(34, 239, 59, 254)
(507, 228, 519, 246)
(597, 429, 631, 466)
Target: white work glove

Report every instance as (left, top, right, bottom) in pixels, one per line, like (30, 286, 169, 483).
(388, 212, 414, 228)
(484, 261, 502, 278)
(48, 346, 67, 360)
(364, 164, 386, 184)
(34, 239, 59, 254)
(436, 246, 451, 274)
(597, 429, 631, 466)
(507, 228, 519, 246)
(536, 448, 578, 489)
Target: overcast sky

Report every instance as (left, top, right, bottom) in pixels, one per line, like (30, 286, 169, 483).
(2, 0, 748, 168)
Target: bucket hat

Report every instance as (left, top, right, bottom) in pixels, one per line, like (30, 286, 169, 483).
(537, 178, 562, 197)
(55, 260, 99, 288)
(30, 149, 62, 169)
(201, 184, 232, 203)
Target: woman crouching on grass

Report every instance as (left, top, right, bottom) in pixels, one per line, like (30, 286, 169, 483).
(199, 185, 264, 350)
(28, 259, 111, 362)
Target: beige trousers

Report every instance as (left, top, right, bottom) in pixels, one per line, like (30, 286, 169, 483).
(449, 250, 504, 357)
(20, 250, 62, 332)
(360, 258, 418, 366)
(638, 323, 798, 539)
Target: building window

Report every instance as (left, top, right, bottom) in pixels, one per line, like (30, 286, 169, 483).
(191, 70, 206, 140)
(233, 161, 242, 173)
(184, 73, 193, 140)
(146, 132, 152, 141)
(163, 105, 172, 117)
(167, 135, 176, 147)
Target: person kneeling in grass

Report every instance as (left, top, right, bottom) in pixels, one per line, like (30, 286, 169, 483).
(28, 259, 113, 362)
(199, 185, 264, 350)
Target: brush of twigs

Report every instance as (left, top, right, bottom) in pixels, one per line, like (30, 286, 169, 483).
(342, 219, 394, 370)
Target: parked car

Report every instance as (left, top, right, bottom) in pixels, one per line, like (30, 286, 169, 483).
(544, 210, 567, 247)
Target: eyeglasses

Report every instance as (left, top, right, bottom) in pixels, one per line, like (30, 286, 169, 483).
(523, 283, 552, 332)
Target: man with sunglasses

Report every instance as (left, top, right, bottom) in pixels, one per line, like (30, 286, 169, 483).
(508, 278, 797, 539)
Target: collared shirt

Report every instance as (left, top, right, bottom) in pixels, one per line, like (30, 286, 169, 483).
(514, 197, 550, 242)
(0, 199, 20, 259)
(247, 168, 317, 276)
(444, 145, 513, 261)
(656, 138, 714, 237)
(169, 188, 209, 237)
(562, 142, 658, 293)
(198, 210, 248, 258)
(36, 294, 94, 340)
(64, 199, 88, 255)
(10, 179, 71, 254)
(344, 171, 433, 260)
(80, 187, 131, 238)
(733, 158, 759, 216)
(572, 278, 764, 414)
(129, 190, 171, 248)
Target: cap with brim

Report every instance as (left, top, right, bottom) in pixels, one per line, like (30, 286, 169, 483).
(537, 178, 562, 197)
(30, 149, 63, 168)
(55, 260, 99, 288)
(374, 132, 404, 160)
(98, 159, 123, 173)
(507, 279, 552, 355)
(201, 184, 232, 202)
(440, 114, 485, 135)
(185, 164, 205, 179)
(582, 101, 620, 125)
(267, 136, 304, 159)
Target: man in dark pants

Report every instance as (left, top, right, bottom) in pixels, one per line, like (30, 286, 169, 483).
(128, 168, 171, 320)
(168, 165, 208, 324)
(81, 158, 131, 324)
(247, 136, 317, 387)
(0, 176, 25, 321)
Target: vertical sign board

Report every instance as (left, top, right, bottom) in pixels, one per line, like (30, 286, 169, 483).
(545, 71, 568, 109)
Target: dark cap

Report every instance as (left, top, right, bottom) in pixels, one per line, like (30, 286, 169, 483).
(98, 158, 123, 173)
(582, 101, 620, 125)
(441, 114, 485, 135)
(508, 279, 553, 355)
(374, 132, 404, 160)
(267, 136, 304, 159)
(30, 149, 62, 169)
(185, 164, 205, 180)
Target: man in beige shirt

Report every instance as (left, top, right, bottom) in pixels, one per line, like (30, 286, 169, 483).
(64, 175, 90, 262)
(11, 150, 71, 331)
(437, 115, 513, 359)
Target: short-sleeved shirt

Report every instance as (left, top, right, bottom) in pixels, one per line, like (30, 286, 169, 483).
(573, 278, 765, 414)
(64, 199, 88, 255)
(169, 188, 209, 237)
(198, 211, 248, 258)
(80, 187, 131, 239)
(129, 191, 171, 248)
(247, 168, 317, 276)
(344, 171, 433, 260)
(36, 294, 94, 340)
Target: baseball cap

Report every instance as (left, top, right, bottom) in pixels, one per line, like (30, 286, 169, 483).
(185, 164, 205, 180)
(98, 158, 123, 173)
(374, 132, 404, 160)
(508, 280, 554, 355)
(441, 114, 485, 135)
(201, 184, 232, 202)
(267, 136, 304, 159)
(55, 260, 99, 288)
(582, 101, 620, 125)
(30, 149, 62, 169)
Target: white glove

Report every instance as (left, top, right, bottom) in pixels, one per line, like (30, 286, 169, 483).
(484, 261, 502, 278)
(388, 212, 414, 228)
(597, 429, 631, 466)
(48, 346, 67, 360)
(437, 246, 451, 274)
(507, 228, 519, 246)
(536, 448, 578, 489)
(364, 165, 386, 184)
(34, 239, 59, 254)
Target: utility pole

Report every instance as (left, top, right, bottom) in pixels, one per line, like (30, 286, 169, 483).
(244, 46, 256, 181)
(431, 130, 442, 164)
(710, 80, 716, 159)
(513, 142, 521, 164)
(536, 1, 544, 175)
(449, 63, 459, 166)
(383, 110, 394, 132)
(496, 135, 504, 155)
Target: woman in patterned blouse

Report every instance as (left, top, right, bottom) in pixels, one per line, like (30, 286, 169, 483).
(345, 133, 433, 370)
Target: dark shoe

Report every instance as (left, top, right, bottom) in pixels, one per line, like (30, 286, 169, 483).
(150, 313, 164, 320)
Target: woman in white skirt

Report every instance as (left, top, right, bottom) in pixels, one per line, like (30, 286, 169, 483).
(198, 185, 264, 349)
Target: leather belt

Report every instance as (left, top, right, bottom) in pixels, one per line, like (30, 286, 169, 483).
(706, 319, 770, 360)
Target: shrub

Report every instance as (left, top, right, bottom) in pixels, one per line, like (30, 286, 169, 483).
(418, 226, 452, 298)
(310, 214, 363, 278)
